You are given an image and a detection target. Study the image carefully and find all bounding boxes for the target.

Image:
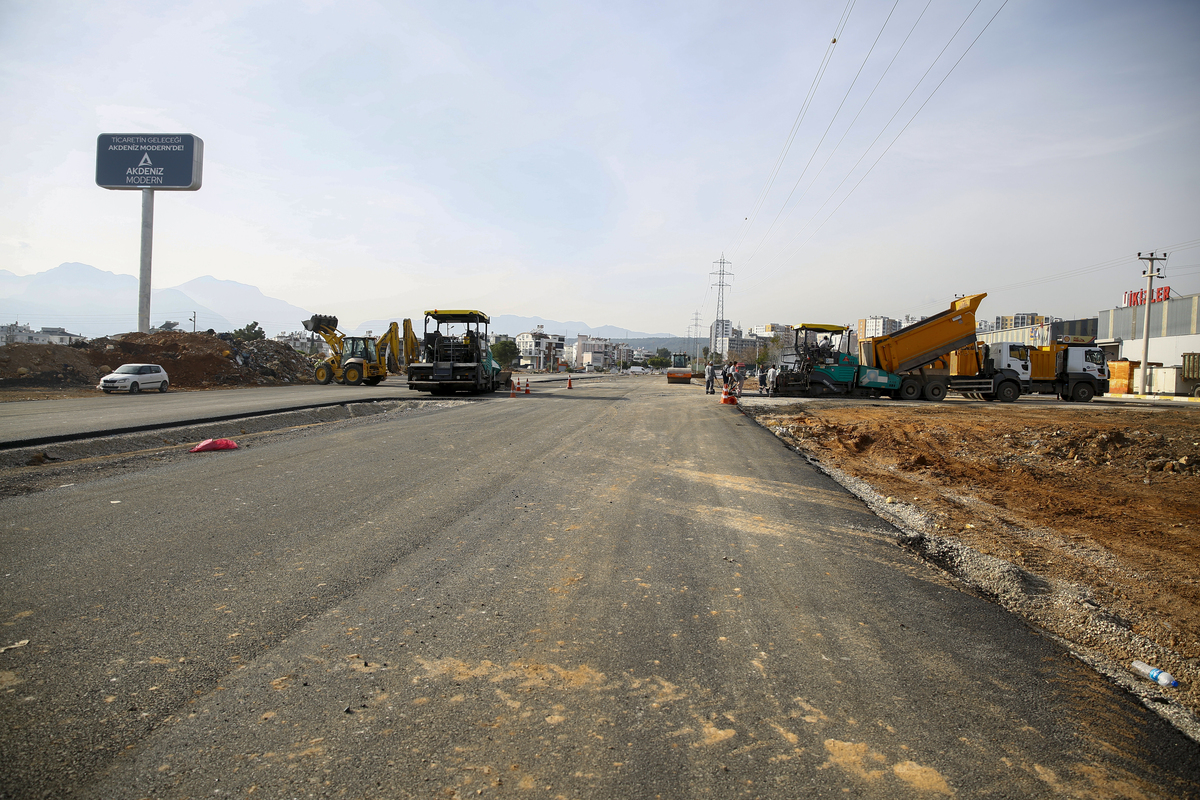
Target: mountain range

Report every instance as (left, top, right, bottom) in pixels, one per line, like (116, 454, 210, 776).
(0, 263, 680, 340)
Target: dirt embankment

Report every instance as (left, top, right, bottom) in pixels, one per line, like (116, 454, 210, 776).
(0, 331, 315, 393)
(744, 399, 1200, 722)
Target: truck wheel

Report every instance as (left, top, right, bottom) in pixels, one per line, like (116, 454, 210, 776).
(1071, 382, 1095, 403)
(996, 381, 1020, 403)
(923, 381, 948, 402)
(1193, 385, 1200, 398)
(315, 364, 333, 385)
(344, 365, 363, 385)
(898, 379, 921, 401)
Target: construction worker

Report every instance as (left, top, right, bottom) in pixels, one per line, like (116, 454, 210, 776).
(704, 362, 715, 394)
(766, 364, 778, 397)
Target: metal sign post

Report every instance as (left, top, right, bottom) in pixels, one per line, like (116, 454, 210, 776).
(96, 133, 203, 333)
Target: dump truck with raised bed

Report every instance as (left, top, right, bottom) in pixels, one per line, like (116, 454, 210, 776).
(303, 315, 419, 386)
(666, 352, 692, 384)
(775, 294, 988, 400)
(406, 309, 510, 394)
(858, 293, 987, 401)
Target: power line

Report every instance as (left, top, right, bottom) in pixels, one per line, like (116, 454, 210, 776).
(728, 0, 857, 258)
(744, 0, 1008, 291)
(742, 0, 934, 275)
(740, 0, 901, 268)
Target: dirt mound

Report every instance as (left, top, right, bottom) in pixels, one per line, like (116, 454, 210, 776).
(0, 331, 316, 389)
(0, 344, 99, 387)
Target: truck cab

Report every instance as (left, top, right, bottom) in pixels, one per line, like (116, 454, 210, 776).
(1055, 344, 1109, 402)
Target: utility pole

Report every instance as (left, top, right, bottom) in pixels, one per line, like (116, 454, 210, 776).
(710, 255, 733, 361)
(690, 310, 703, 364)
(1136, 251, 1167, 395)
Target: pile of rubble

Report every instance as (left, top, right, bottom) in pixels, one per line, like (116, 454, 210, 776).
(0, 330, 317, 389)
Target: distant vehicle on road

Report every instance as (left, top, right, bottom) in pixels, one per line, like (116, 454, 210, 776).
(98, 363, 169, 394)
(666, 353, 692, 384)
(628, 366, 648, 375)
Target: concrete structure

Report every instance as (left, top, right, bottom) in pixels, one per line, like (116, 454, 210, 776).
(995, 312, 1055, 331)
(977, 318, 1099, 349)
(857, 316, 901, 339)
(275, 330, 328, 355)
(574, 335, 615, 371)
(710, 319, 733, 358)
(1, 323, 86, 346)
(748, 323, 788, 338)
(517, 325, 565, 371)
(1098, 290, 1200, 366)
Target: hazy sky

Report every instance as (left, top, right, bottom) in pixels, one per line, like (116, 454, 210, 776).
(1, 0, 1197, 335)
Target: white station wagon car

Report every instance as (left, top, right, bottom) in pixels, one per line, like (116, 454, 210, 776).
(98, 363, 170, 393)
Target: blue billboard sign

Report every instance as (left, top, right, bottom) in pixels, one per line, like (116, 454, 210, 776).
(95, 133, 203, 191)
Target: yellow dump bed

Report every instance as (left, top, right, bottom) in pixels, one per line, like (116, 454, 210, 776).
(1029, 346, 1060, 382)
(860, 294, 986, 374)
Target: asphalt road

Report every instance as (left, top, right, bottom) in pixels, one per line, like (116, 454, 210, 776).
(1, 378, 1196, 798)
(0, 373, 597, 448)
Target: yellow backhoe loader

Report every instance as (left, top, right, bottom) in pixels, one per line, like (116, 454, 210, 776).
(302, 315, 420, 386)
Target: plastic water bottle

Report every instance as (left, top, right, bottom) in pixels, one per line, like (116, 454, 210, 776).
(1132, 660, 1179, 688)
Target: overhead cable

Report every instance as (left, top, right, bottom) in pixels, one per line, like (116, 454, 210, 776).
(727, 0, 857, 258)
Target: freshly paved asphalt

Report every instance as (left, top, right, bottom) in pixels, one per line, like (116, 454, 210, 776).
(0, 378, 1196, 798)
(0, 374, 599, 448)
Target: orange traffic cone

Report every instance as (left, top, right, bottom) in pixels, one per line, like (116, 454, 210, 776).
(720, 384, 738, 405)
(510, 379, 517, 398)
(524, 378, 530, 395)
(567, 376, 573, 389)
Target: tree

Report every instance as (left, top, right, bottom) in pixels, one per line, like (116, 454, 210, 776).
(233, 321, 266, 341)
(702, 346, 710, 359)
(656, 347, 670, 359)
(647, 356, 670, 368)
(491, 339, 519, 367)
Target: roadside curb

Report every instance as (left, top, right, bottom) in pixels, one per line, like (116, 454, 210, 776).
(1104, 393, 1200, 403)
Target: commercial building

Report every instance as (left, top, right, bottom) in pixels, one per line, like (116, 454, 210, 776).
(1097, 289, 1200, 366)
(976, 318, 1098, 348)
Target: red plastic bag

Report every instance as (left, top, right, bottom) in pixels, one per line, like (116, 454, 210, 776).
(189, 438, 239, 453)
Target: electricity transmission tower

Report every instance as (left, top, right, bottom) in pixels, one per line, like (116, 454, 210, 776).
(689, 310, 704, 362)
(710, 255, 733, 358)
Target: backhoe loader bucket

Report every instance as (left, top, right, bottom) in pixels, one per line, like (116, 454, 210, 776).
(303, 314, 339, 334)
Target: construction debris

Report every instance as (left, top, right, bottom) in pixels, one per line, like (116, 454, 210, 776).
(0, 331, 316, 390)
